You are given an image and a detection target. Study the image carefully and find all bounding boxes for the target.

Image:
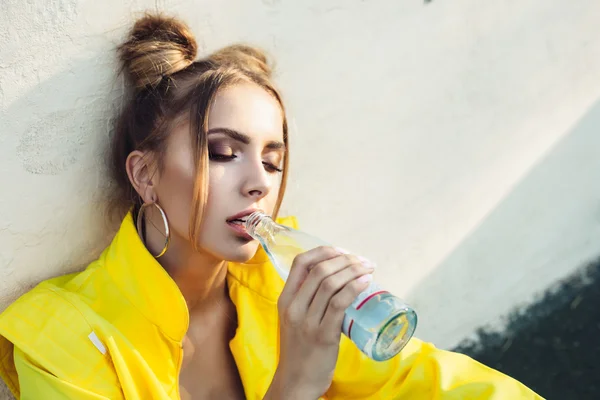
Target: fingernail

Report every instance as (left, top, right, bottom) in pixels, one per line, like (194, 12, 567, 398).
(358, 256, 376, 268)
(335, 247, 350, 254)
(356, 274, 373, 284)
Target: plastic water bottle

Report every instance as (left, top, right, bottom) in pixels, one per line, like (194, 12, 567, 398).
(245, 211, 417, 361)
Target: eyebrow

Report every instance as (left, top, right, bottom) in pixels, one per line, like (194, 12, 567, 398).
(207, 127, 286, 151)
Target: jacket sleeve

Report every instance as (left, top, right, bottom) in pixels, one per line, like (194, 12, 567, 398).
(0, 288, 123, 400)
(329, 336, 544, 399)
(13, 348, 111, 400)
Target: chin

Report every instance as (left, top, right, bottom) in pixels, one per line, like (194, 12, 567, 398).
(222, 240, 261, 263)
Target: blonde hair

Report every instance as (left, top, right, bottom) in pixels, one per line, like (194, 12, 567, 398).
(110, 13, 289, 249)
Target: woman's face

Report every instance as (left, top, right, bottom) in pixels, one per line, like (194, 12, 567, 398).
(154, 82, 285, 262)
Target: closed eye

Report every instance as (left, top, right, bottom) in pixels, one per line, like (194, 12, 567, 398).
(209, 153, 237, 161)
(263, 162, 283, 173)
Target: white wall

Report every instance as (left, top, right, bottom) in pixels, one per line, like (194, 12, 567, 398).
(1, 0, 600, 396)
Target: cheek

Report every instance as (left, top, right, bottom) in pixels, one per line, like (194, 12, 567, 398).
(264, 177, 282, 212)
(156, 162, 197, 238)
(200, 165, 235, 234)
(205, 165, 229, 207)
(208, 164, 227, 186)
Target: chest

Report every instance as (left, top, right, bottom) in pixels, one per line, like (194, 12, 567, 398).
(178, 305, 245, 400)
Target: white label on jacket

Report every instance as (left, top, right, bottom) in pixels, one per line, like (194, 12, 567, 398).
(88, 331, 107, 355)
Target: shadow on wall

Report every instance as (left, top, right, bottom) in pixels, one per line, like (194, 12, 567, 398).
(407, 98, 600, 397)
(0, 49, 128, 398)
(0, 53, 124, 309)
(456, 257, 600, 399)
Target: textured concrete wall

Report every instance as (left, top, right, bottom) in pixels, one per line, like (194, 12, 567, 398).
(1, 1, 600, 397)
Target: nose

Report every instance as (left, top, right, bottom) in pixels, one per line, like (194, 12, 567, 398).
(241, 157, 272, 199)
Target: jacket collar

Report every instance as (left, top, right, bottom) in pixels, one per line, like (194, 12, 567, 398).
(104, 212, 296, 342)
(105, 212, 296, 398)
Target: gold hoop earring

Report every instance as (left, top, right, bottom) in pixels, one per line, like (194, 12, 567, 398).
(136, 202, 171, 258)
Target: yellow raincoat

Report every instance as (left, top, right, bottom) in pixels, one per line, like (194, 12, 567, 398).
(0, 213, 543, 399)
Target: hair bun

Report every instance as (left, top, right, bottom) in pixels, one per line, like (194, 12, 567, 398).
(119, 13, 198, 89)
(210, 45, 273, 78)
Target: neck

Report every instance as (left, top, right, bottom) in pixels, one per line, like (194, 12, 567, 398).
(144, 218, 228, 313)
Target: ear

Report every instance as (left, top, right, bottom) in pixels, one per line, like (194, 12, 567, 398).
(125, 150, 159, 203)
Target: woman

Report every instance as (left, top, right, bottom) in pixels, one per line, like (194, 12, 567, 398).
(0, 13, 542, 400)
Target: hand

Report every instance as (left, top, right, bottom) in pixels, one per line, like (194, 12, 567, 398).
(265, 246, 375, 399)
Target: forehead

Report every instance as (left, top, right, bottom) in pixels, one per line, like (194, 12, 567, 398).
(208, 82, 284, 142)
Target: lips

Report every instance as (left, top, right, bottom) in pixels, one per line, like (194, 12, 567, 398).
(226, 208, 259, 240)
(228, 218, 246, 226)
(226, 208, 259, 224)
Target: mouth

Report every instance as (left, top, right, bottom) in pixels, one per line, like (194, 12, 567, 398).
(226, 209, 259, 240)
(226, 219, 253, 241)
(226, 217, 248, 226)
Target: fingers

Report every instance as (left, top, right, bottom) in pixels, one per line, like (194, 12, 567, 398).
(320, 275, 373, 335)
(279, 246, 341, 308)
(305, 259, 374, 326)
(278, 245, 377, 342)
(292, 254, 361, 312)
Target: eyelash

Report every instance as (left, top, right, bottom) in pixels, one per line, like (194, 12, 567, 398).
(209, 153, 282, 173)
(209, 153, 237, 161)
(264, 163, 283, 173)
